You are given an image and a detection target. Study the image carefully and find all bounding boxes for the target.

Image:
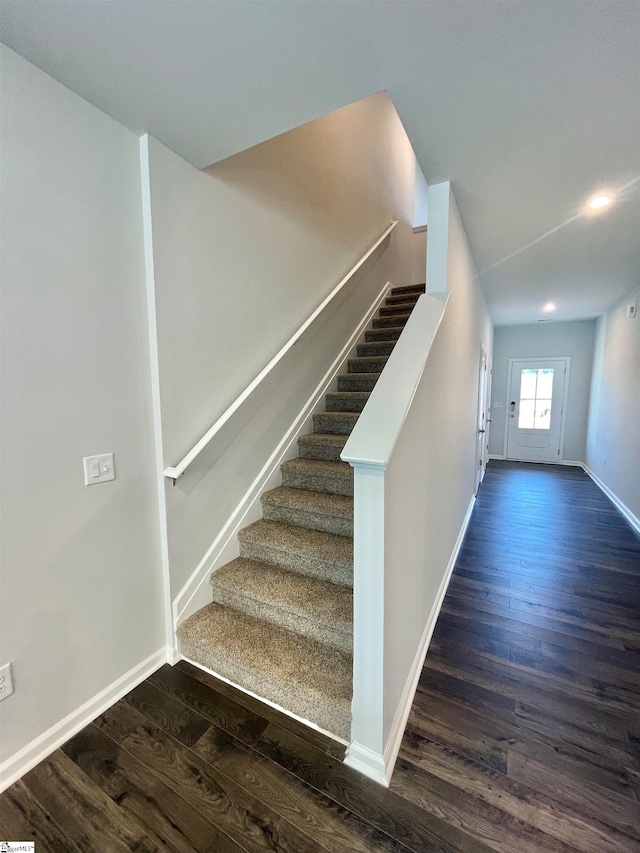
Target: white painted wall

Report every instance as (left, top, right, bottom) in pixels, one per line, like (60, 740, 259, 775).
(586, 287, 640, 523)
(425, 182, 450, 295)
(411, 229, 427, 285)
(413, 164, 428, 227)
(145, 92, 418, 606)
(489, 320, 596, 462)
(0, 47, 165, 773)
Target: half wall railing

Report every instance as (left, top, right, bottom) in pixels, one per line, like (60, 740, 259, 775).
(340, 290, 448, 785)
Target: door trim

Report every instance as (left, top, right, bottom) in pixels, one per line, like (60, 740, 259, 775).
(474, 344, 489, 493)
(502, 357, 571, 462)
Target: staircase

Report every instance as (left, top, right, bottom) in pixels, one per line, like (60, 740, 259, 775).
(177, 283, 426, 740)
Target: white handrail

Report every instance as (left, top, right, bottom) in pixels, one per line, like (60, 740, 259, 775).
(164, 221, 397, 482)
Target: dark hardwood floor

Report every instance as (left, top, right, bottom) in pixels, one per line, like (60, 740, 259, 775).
(2, 460, 639, 852)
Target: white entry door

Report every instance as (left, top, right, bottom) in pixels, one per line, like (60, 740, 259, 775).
(506, 358, 568, 463)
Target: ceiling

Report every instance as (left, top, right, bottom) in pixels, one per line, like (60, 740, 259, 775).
(2, 0, 638, 325)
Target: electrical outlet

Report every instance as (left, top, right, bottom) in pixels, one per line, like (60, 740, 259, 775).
(0, 662, 14, 702)
(627, 301, 637, 319)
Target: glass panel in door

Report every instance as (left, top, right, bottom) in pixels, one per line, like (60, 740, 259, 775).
(517, 368, 554, 430)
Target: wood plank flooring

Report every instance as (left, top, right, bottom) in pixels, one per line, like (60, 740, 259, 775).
(2, 460, 639, 852)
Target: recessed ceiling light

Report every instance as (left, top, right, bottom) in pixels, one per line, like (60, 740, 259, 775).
(543, 302, 555, 312)
(588, 195, 612, 210)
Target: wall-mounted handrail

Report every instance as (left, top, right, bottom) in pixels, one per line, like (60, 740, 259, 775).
(164, 220, 397, 483)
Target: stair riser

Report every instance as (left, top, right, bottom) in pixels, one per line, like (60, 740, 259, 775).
(325, 393, 370, 412)
(261, 502, 353, 537)
(365, 328, 402, 342)
(391, 284, 425, 296)
(313, 413, 359, 434)
(347, 357, 388, 374)
(238, 535, 353, 586)
(372, 315, 410, 328)
(210, 585, 352, 653)
(356, 342, 395, 357)
(297, 436, 347, 461)
(380, 304, 416, 316)
(337, 374, 379, 392)
(386, 294, 420, 307)
(282, 467, 353, 497)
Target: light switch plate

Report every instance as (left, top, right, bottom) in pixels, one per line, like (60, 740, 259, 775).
(0, 662, 14, 702)
(83, 452, 115, 485)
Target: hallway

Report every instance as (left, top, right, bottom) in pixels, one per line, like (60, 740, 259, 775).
(394, 460, 640, 852)
(1, 462, 639, 852)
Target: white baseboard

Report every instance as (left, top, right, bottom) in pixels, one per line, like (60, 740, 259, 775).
(583, 464, 640, 536)
(490, 454, 584, 467)
(172, 282, 394, 627)
(166, 645, 181, 665)
(0, 646, 169, 793)
(346, 493, 476, 787)
(344, 742, 389, 786)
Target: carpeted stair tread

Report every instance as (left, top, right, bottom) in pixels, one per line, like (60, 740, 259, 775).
(380, 303, 418, 316)
(337, 373, 380, 392)
(210, 558, 353, 652)
(372, 314, 411, 328)
(298, 432, 349, 461)
(357, 341, 395, 357)
(313, 411, 360, 434)
(238, 519, 353, 586)
(261, 486, 353, 536)
(325, 391, 371, 412)
(365, 327, 404, 342)
(281, 457, 353, 496)
(347, 355, 389, 373)
(262, 487, 353, 521)
(391, 283, 425, 296)
(386, 293, 421, 307)
(177, 602, 352, 739)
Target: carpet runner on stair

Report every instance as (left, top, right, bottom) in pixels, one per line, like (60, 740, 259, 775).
(177, 282, 425, 740)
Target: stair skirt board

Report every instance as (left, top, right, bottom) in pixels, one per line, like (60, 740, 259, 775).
(176, 282, 426, 747)
(180, 654, 349, 747)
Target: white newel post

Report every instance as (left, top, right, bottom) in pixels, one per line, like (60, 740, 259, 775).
(342, 460, 389, 785)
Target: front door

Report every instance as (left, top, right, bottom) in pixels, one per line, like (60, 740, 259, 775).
(506, 358, 568, 463)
